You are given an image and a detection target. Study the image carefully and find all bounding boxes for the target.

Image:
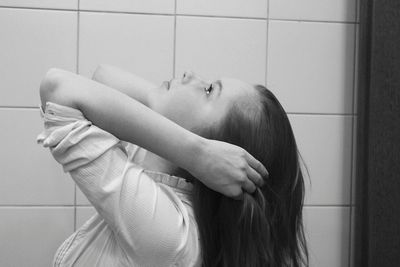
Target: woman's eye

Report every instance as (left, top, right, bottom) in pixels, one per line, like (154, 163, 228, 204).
(205, 84, 213, 95)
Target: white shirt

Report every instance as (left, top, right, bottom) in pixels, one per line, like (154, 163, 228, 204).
(36, 101, 202, 267)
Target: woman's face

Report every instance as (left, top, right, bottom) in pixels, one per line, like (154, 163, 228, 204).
(148, 70, 257, 133)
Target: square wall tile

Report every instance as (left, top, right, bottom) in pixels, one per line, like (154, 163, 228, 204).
(76, 206, 96, 229)
(267, 21, 356, 114)
(80, 0, 174, 14)
(176, 16, 267, 85)
(0, 109, 75, 205)
(79, 12, 174, 85)
(303, 206, 350, 267)
(269, 0, 357, 22)
(288, 114, 353, 205)
(177, 0, 267, 18)
(0, 0, 77, 9)
(0, 8, 77, 107)
(0, 207, 74, 267)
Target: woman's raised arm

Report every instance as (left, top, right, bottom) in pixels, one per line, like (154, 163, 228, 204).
(40, 68, 268, 198)
(40, 68, 204, 175)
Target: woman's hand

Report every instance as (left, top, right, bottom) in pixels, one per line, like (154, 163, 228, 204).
(189, 139, 269, 200)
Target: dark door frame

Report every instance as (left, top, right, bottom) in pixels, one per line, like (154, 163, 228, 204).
(354, 0, 400, 266)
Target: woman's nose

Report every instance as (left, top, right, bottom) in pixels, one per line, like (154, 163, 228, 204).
(182, 70, 206, 85)
(182, 70, 194, 83)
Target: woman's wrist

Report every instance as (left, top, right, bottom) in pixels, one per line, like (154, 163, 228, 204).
(176, 133, 208, 180)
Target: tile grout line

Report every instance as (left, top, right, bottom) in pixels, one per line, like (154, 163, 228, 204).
(74, 186, 77, 231)
(0, 5, 78, 11)
(0, 5, 360, 24)
(0, 205, 77, 207)
(172, 0, 177, 78)
(74, 0, 80, 232)
(76, 1, 80, 75)
(265, 0, 269, 86)
(268, 17, 358, 24)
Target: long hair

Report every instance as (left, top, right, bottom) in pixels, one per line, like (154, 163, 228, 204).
(174, 84, 309, 267)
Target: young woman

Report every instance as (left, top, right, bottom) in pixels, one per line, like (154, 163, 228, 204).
(37, 65, 308, 266)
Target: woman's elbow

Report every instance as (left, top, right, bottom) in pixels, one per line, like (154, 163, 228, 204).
(40, 68, 64, 95)
(39, 68, 71, 109)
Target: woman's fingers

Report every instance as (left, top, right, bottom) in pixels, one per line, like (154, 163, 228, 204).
(241, 177, 257, 194)
(231, 189, 244, 200)
(240, 150, 269, 196)
(245, 152, 269, 179)
(246, 165, 265, 187)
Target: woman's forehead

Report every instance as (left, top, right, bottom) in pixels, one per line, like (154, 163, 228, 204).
(220, 77, 254, 95)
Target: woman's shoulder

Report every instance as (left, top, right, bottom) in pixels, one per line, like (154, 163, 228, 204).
(141, 170, 201, 265)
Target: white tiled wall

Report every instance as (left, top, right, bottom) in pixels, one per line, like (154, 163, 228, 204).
(267, 21, 356, 114)
(0, 1, 359, 266)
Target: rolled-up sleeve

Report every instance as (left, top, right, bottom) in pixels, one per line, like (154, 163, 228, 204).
(36, 101, 193, 265)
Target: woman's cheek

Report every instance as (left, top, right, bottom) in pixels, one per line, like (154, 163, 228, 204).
(176, 104, 202, 129)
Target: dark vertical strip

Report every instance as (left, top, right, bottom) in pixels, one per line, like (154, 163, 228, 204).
(355, 0, 400, 266)
(348, 0, 359, 264)
(354, 0, 372, 265)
